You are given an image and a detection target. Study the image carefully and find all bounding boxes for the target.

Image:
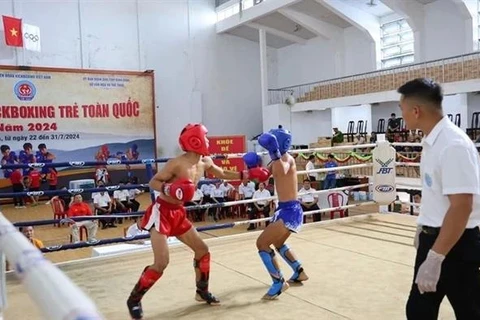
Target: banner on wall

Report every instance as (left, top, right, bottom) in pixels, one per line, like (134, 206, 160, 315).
(207, 135, 246, 185)
(0, 66, 155, 179)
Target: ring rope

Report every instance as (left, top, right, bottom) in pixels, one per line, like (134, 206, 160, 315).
(38, 201, 376, 253)
(298, 163, 372, 175)
(0, 212, 103, 319)
(396, 182, 422, 189)
(12, 183, 371, 227)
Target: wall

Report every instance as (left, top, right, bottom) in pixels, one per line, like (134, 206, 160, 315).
(273, 25, 375, 89)
(422, 0, 472, 61)
(371, 101, 398, 132)
(0, 0, 263, 156)
(331, 104, 372, 134)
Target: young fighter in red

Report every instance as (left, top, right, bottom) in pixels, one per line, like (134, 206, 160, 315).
(126, 123, 270, 320)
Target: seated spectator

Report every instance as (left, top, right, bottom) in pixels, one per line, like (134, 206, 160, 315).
(298, 180, 320, 223)
(114, 181, 135, 212)
(59, 187, 73, 211)
(186, 187, 205, 222)
(387, 113, 401, 133)
(331, 128, 344, 146)
(212, 182, 227, 221)
(19, 226, 44, 249)
(28, 168, 41, 206)
(248, 182, 272, 231)
(93, 181, 116, 229)
(67, 194, 98, 243)
(239, 178, 256, 216)
(323, 155, 337, 189)
(305, 155, 317, 182)
(127, 182, 143, 213)
(45, 167, 58, 204)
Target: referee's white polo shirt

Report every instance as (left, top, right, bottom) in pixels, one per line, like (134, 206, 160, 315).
(418, 116, 480, 229)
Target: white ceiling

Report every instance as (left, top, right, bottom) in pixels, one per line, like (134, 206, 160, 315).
(228, 25, 294, 48)
(290, 0, 352, 28)
(224, 0, 441, 48)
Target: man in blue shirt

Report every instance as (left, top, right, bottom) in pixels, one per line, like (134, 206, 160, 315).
(323, 154, 337, 189)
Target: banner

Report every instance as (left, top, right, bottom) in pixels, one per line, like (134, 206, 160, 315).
(0, 66, 155, 179)
(207, 135, 246, 185)
(23, 23, 41, 52)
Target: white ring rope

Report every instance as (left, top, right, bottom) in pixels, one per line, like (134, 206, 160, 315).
(298, 163, 372, 175)
(221, 143, 376, 158)
(394, 200, 421, 207)
(396, 162, 420, 167)
(0, 213, 103, 320)
(396, 182, 422, 190)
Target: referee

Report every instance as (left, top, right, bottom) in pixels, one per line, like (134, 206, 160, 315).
(397, 78, 480, 319)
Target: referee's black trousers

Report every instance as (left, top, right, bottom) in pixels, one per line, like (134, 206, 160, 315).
(406, 226, 480, 319)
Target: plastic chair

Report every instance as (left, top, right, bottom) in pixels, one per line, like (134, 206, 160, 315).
(51, 197, 67, 227)
(69, 225, 88, 243)
(327, 192, 345, 220)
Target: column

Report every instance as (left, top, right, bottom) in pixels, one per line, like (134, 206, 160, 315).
(259, 29, 268, 108)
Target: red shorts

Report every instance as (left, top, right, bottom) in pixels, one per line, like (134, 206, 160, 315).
(139, 197, 193, 237)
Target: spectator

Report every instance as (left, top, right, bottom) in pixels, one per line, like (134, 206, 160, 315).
(127, 182, 143, 213)
(238, 178, 256, 217)
(186, 187, 204, 222)
(45, 167, 58, 205)
(67, 194, 98, 243)
(93, 180, 116, 229)
(212, 182, 227, 221)
(298, 179, 321, 222)
(218, 180, 234, 197)
(248, 182, 272, 231)
(28, 168, 41, 206)
(387, 113, 401, 133)
(19, 226, 44, 249)
(305, 155, 317, 181)
(331, 128, 344, 146)
(323, 154, 338, 189)
(10, 169, 25, 209)
(59, 187, 73, 211)
(114, 181, 135, 212)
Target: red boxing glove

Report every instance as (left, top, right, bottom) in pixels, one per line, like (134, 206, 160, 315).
(163, 178, 196, 202)
(242, 167, 270, 183)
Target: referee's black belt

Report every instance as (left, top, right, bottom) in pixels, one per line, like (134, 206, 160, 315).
(422, 225, 479, 236)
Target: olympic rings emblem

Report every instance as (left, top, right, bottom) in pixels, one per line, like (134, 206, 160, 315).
(24, 33, 39, 42)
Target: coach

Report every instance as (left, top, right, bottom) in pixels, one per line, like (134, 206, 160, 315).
(397, 78, 480, 319)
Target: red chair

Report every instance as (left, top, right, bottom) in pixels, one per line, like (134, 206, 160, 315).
(327, 192, 346, 219)
(69, 225, 88, 243)
(51, 197, 68, 227)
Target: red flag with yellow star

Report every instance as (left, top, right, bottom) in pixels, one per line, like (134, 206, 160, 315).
(2, 15, 23, 47)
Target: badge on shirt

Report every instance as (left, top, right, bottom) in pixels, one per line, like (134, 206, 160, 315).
(424, 173, 432, 187)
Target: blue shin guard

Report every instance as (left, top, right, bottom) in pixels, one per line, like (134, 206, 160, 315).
(258, 250, 285, 297)
(276, 244, 303, 282)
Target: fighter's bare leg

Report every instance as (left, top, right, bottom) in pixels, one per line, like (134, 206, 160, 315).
(127, 230, 169, 319)
(177, 227, 220, 305)
(256, 220, 290, 300)
(273, 232, 308, 284)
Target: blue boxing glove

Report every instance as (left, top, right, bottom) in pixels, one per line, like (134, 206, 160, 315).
(258, 133, 281, 161)
(243, 152, 261, 169)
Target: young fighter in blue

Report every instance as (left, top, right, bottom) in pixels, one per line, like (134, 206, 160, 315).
(255, 127, 309, 300)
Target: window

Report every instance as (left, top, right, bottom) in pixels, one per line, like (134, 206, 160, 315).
(217, 0, 266, 22)
(380, 19, 414, 68)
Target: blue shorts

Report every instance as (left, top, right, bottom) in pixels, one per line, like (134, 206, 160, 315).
(271, 200, 304, 233)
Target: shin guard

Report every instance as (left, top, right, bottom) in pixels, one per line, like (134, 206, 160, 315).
(128, 266, 162, 302)
(277, 244, 301, 272)
(258, 250, 282, 281)
(194, 252, 211, 292)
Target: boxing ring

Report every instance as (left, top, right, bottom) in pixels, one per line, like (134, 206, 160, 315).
(0, 141, 457, 319)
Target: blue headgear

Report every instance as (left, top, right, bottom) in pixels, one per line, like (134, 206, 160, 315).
(269, 127, 292, 155)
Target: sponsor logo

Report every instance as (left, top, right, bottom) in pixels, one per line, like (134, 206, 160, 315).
(28, 163, 45, 168)
(15, 249, 46, 277)
(424, 173, 432, 187)
(14, 80, 36, 101)
(141, 159, 155, 164)
(27, 191, 44, 197)
(375, 158, 394, 174)
(175, 189, 183, 200)
(69, 161, 85, 167)
(68, 188, 84, 195)
(375, 185, 395, 193)
(44, 245, 63, 252)
(107, 159, 121, 165)
(106, 185, 119, 191)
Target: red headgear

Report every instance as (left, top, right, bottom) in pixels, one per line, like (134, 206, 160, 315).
(179, 123, 209, 156)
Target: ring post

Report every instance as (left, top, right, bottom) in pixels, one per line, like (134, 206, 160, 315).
(0, 213, 104, 319)
(0, 252, 6, 320)
(145, 163, 156, 203)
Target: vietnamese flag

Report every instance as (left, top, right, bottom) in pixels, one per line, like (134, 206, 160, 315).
(2, 15, 23, 47)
